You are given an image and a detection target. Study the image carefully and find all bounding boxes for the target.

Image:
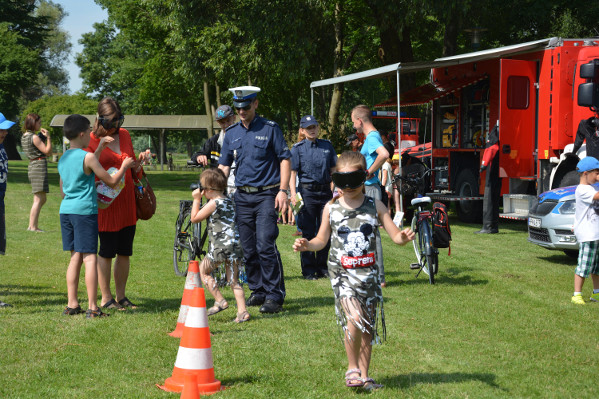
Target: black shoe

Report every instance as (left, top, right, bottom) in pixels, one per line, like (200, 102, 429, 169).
(246, 294, 265, 307)
(317, 271, 328, 279)
(304, 273, 319, 280)
(474, 229, 498, 234)
(259, 299, 282, 314)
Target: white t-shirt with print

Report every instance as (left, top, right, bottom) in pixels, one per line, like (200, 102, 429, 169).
(574, 184, 599, 242)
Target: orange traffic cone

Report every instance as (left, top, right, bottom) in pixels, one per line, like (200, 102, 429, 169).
(180, 373, 200, 399)
(169, 260, 201, 338)
(160, 287, 221, 394)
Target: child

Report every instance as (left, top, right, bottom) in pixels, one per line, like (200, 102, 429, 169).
(58, 114, 134, 318)
(293, 151, 414, 391)
(571, 156, 599, 305)
(0, 113, 14, 308)
(190, 168, 249, 323)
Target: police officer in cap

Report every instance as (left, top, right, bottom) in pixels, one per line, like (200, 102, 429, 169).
(290, 115, 337, 280)
(218, 86, 291, 313)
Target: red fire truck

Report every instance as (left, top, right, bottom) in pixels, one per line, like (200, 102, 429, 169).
(310, 37, 599, 222)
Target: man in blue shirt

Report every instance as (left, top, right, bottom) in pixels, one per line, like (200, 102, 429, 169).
(351, 105, 389, 287)
(219, 86, 291, 313)
(0, 112, 15, 307)
(290, 115, 337, 280)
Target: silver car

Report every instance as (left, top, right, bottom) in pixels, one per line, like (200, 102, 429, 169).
(527, 185, 580, 258)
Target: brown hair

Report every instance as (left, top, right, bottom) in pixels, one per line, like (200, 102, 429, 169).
(94, 97, 123, 137)
(200, 168, 227, 193)
(351, 104, 371, 123)
(24, 113, 40, 132)
(296, 129, 305, 143)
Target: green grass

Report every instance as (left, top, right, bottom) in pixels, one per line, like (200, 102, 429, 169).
(0, 160, 594, 398)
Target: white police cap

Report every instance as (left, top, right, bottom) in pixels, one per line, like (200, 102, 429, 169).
(229, 86, 261, 107)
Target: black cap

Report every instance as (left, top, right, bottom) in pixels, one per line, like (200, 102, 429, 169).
(346, 134, 359, 146)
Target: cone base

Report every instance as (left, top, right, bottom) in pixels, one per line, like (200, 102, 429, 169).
(163, 377, 221, 394)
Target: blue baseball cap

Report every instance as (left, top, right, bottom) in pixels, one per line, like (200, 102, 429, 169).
(300, 115, 318, 128)
(576, 156, 599, 172)
(229, 86, 261, 107)
(215, 105, 234, 121)
(0, 113, 15, 130)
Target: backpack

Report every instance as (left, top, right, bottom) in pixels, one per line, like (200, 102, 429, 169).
(432, 202, 451, 253)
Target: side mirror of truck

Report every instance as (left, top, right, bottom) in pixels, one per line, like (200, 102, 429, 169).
(580, 60, 599, 79)
(578, 82, 599, 108)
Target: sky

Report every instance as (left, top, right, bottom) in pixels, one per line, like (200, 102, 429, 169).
(55, 0, 108, 93)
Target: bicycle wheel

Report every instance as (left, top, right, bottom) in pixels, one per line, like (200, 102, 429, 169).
(173, 200, 195, 277)
(410, 215, 423, 265)
(419, 219, 435, 284)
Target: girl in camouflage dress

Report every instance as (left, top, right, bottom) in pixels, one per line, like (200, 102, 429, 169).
(191, 168, 249, 323)
(293, 151, 414, 391)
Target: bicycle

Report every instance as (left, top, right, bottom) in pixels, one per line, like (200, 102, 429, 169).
(173, 161, 208, 277)
(394, 166, 446, 284)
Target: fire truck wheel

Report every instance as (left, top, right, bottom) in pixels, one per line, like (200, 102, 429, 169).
(557, 170, 579, 188)
(455, 169, 483, 223)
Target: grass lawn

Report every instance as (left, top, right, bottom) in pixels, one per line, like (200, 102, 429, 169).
(0, 159, 595, 398)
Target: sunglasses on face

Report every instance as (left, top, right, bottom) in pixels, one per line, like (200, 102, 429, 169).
(98, 115, 124, 130)
(331, 170, 367, 189)
(235, 104, 252, 111)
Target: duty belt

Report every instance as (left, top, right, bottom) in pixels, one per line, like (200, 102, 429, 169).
(238, 184, 279, 193)
(301, 183, 330, 191)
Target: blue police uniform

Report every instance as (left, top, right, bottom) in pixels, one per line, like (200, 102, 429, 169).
(219, 115, 291, 305)
(291, 138, 337, 278)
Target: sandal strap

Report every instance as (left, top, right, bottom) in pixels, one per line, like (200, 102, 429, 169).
(345, 368, 361, 378)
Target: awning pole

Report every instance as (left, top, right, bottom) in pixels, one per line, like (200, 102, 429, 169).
(160, 129, 165, 171)
(311, 89, 314, 115)
(397, 68, 403, 214)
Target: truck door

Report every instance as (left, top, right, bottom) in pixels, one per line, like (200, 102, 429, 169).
(498, 59, 537, 178)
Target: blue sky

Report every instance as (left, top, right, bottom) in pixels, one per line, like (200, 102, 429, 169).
(55, 0, 108, 93)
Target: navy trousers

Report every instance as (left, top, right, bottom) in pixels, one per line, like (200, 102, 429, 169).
(234, 188, 285, 304)
(0, 190, 5, 255)
(297, 187, 332, 276)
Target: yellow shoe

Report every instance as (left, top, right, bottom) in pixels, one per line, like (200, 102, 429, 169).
(590, 293, 599, 302)
(571, 294, 586, 305)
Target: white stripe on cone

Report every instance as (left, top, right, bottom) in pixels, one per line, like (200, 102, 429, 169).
(184, 272, 200, 290)
(184, 307, 208, 329)
(176, 304, 189, 323)
(174, 347, 214, 370)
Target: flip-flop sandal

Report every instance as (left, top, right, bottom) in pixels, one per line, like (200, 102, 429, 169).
(207, 300, 229, 316)
(101, 299, 125, 310)
(345, 368, 363, 387)
(62, 306, 84, 315)
(117, 297, 138, 309)
(362, 378, 383, 391)
(234, 310, 250, 323)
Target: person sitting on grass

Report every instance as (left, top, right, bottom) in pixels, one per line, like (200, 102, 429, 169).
(190, 168, 249, 323)
(293, 151, 414, 391)
(571, 156, 599, 305)
(58, 114, 134, 318)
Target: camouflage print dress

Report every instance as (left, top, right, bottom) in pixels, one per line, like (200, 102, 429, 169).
(207, 197, 244, 265)
(328, 196, 385, 344)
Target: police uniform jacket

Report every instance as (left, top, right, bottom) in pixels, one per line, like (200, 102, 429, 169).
(290, 138, 337, 186)
(219, 115, 291, 187)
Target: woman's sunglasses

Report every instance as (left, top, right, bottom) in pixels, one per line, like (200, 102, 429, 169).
(98, 115, 125, 130)
(331, 170, 367, 189)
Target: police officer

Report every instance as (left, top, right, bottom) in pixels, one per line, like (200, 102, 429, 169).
(290, 115, 337, 280)
(218, 86, 291, 314)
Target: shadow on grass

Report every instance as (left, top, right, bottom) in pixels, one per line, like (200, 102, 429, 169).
(397, 271, 488, 287)
(380, 371, 506, 392)
(537, 253, 577, 265)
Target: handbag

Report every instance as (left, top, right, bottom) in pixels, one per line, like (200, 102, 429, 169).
(132, 168, 156, 220)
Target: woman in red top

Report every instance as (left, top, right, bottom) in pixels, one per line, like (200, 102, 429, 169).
(86, 97, 141, 310)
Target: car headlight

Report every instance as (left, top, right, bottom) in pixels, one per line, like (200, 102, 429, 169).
(558, 200, 576, 214)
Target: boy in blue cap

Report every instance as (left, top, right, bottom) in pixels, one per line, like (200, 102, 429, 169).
(0, 112, 15, 307)
(572, 156, 599, 304)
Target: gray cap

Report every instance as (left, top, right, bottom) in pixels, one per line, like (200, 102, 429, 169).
(215, 105, 234, 121)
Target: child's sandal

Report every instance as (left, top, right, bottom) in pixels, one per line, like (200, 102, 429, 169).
(362, 378, 383, 391)
(345, 368, 364, 387)
(62, 306, 84, 315)
(234, 310, 250, 323)
(207, 300, 229, 316)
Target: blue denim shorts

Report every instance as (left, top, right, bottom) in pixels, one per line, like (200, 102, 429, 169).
(60, 213, 98, 254)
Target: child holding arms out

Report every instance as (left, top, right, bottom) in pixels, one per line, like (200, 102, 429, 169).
(191, 168, 249, 323)
(293, 151, 414, 391)
(571, 156, 599, 305)
(59, 114, 134, 317)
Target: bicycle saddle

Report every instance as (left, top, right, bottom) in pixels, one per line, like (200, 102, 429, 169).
(411, 196, 431, 206)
